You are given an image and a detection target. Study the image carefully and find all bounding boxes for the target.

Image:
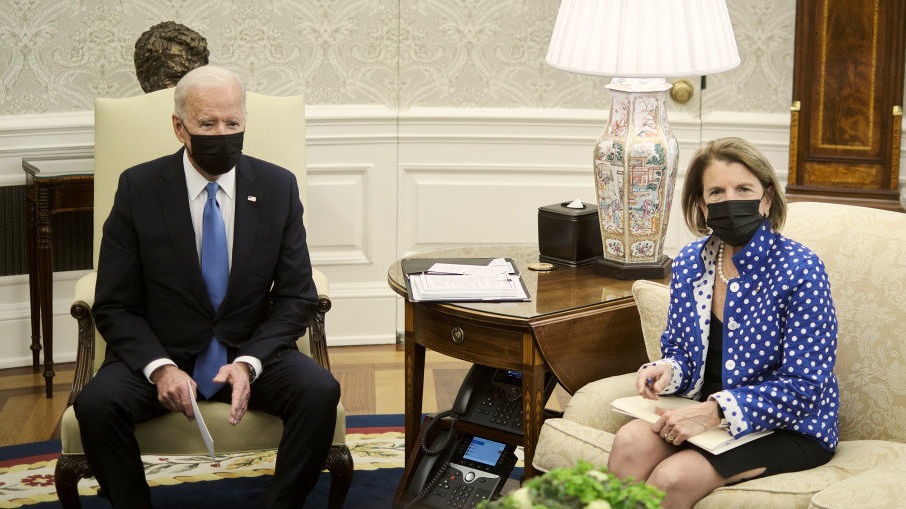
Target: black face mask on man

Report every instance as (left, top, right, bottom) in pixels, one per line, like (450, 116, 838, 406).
(184, 128, 244, 175)
(706, 198, 765, 247)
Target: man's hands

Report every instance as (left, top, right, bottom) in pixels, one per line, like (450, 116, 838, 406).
(150, 362, 252, 426)
(150, 364, 196, 418)
(652, 399, 723, 445)
(213, 362, 251, 426)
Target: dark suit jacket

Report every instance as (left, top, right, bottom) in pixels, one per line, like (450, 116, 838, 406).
(93, 148, 319, 373)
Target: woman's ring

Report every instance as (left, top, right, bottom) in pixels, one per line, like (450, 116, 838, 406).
(665, 433, 676, 442)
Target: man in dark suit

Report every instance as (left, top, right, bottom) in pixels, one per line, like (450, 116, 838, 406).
(74, 65, 340, 509)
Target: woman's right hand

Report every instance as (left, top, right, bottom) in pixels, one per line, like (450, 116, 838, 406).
(636, 364, 672, 400)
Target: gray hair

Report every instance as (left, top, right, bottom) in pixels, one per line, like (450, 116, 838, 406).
(173, 65, 246, 119)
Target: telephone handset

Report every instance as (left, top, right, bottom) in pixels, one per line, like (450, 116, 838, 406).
(406, 429, 517, 509)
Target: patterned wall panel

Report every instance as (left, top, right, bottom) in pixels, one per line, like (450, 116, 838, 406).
(0, 0, 812, 116)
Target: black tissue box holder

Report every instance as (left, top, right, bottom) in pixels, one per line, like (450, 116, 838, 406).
(538, 202, 603, 267)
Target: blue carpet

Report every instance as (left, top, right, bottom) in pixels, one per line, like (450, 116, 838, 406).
(26, 469, 400, 508)
(0, 439, 62, 461)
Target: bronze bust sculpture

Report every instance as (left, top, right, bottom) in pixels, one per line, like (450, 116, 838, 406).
(133, 21, 209, 93)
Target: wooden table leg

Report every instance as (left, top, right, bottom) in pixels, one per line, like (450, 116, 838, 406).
(522, 334, 546, 479)
(403, 334, 425, 464)
(25, 196, 41, 372)
(35, 186, 55, 398)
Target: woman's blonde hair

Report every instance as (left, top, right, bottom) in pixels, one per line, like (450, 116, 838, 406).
(682, 137, 787, 235)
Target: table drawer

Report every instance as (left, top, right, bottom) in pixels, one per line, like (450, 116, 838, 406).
(411, 306, 525, 368)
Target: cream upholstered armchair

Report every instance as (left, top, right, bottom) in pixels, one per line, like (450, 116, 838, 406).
(54, 88, 353, 508)
(533, 202, 906, 508)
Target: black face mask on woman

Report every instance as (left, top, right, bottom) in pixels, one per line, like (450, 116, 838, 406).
(706, 198, 765, 247)
(185, 130, 244, 175)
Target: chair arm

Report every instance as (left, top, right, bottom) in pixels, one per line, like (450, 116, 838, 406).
(69, 271, 98, 406)
(561, 372, 639, 434)
(305, 268, 333, 371)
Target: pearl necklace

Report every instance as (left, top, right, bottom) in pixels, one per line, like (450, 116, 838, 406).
(717, 242, 730, 284)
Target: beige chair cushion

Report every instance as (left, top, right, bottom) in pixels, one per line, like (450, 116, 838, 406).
(698, 440, 906, 509)
(808, 454, 906, 509)
(559, 373, 636, 433)
(60, 399, 347, 455)
(532, 418, 616, 473)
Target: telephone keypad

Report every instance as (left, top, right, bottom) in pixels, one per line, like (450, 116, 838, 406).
(424, 464, 499, 509)
(474, 387, 523, 433)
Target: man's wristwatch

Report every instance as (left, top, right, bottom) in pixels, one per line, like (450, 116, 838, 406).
(239, 361, 257, 383)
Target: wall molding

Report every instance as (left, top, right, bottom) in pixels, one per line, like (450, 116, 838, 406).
(307, 162, 373, 266)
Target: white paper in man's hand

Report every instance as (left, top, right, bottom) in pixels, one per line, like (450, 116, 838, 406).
(188, 381, 215, 460)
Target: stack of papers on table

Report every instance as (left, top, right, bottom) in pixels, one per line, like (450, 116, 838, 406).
(611, 395, 772, 455)
(402, 257, 530, 302)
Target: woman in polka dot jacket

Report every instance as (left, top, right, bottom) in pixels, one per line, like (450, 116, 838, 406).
(607, 138, 839, 509)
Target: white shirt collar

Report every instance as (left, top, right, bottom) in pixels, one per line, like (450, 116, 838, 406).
(182, 149, 236, 201)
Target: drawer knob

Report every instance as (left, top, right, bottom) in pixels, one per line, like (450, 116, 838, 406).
(451, 326, 465, 344)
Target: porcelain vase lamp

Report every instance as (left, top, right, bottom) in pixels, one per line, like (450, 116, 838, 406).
(594, 77, 678, 278)
(546, 0, 741, 279)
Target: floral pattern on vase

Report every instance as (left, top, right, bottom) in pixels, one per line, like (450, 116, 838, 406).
(594, 86, 678, 265)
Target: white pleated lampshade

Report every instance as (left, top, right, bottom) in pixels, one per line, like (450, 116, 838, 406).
(546, 0, 740, 78)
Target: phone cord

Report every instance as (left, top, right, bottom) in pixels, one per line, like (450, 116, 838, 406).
(404, 410, 459, 508)
(419, 409, 458, 455)
(404, 461, 451, 509)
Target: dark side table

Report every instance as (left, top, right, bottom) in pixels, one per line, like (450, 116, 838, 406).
(23, 157, 94, 398)
(389, 244, 668, 501)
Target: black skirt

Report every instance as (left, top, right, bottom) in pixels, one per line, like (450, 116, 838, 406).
(686, 429, 834, 480)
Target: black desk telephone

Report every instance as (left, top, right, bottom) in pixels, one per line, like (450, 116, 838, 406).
(406, 430, 517, 509)
(404, 364, 556, 508)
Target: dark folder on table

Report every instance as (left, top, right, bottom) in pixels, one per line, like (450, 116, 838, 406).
(401, 257, 530, 303)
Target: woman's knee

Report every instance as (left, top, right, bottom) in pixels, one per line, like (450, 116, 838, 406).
(609, 420, 659, 470)
(648, 453, 723, 499)
(612, 420, 655, 453)
(647, 463, 684, 493)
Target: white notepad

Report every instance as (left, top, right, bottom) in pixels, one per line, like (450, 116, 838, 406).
(611, 395, 772, 455)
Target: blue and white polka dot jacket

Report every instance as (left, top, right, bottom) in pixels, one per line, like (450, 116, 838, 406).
(645, 220, 840, 451)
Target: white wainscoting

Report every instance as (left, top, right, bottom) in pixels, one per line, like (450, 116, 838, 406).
(1, 106, 903, 369)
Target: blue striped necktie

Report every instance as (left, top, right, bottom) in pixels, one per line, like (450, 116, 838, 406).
(194, 181, 229, 399)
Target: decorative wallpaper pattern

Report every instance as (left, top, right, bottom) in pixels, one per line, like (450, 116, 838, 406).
(1, 0, 799, 115)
